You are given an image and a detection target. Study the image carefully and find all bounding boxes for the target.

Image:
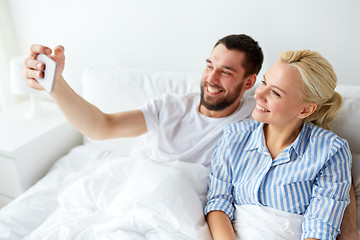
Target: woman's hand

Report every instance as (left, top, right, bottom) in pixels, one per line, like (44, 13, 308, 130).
(207, 210, 236, 240)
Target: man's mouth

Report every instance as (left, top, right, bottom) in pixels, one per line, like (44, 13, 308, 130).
(207, 85, 223, 94)
(256, 104, 270, 112)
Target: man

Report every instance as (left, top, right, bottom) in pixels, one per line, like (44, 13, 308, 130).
(23, 34, 263, 167)
(23, 34, 358, 239)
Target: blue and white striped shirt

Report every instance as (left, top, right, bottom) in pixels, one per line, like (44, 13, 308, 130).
(205, 119, 352, 239)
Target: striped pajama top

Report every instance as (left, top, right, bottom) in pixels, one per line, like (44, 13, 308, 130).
(204, 119, 352, 239)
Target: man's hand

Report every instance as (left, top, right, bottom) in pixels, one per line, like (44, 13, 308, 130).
(23, 44, 65, 91)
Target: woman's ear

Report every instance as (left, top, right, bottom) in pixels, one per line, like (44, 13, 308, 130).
(243, 74, 257, 90)
(300, 103, 317, 118)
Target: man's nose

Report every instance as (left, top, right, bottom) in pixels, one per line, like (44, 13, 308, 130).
(207, 69, 220, 85)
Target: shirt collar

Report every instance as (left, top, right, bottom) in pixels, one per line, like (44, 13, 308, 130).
(244, 122, 266, 152)
(244, 121, 312, 160)
(272, 123, 311, 165)
(291, 122, 312, 158)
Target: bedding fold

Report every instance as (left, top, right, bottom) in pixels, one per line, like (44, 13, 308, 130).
(233, 204, 303, 240)
(21, 156, 211, 240)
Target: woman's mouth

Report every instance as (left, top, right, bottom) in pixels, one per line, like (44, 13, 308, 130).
(256, 104, 270, 112)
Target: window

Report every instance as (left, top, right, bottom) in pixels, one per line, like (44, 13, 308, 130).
(0, 0, 20, 111)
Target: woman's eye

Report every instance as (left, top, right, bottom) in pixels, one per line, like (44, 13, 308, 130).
(272, 90, 281, 97)
(261, 80, 267, 85)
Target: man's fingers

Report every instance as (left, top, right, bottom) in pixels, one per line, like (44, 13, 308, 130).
(24, 44, 57, 91)
(29, 44, 52, 59)
(53, 45, 65, 63)
(54, 45, 64, 55)
(23, 67, 43, 80)
(23, 58, 45, 71)
(25, 78, 45, 91)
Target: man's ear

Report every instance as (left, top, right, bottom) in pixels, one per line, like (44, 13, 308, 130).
(300, 102, 317, 118)
(243, 74, 256, 90)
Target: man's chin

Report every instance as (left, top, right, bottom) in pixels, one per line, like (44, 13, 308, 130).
(201, 100, 229, 111)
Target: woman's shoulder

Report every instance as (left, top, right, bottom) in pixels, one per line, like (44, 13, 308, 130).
(307, 123, 346, 141)
(218, 119, 260, 146)
(224, 119, 260, 135)
(305, 123, 350, 152)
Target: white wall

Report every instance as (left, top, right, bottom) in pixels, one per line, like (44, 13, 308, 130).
(7, 0, 360, 93)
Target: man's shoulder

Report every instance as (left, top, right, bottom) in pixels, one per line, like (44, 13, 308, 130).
(160, 92, 199, 104)
(146, 92, 199, 110)
(229, 96, 256, 120)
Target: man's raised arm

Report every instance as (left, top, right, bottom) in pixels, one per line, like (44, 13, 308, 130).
(23, 44, 147, 140)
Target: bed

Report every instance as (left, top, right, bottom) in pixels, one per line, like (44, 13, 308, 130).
(0, 65, 359, 239)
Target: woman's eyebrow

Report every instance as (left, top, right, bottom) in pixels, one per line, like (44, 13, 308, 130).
(263, 75, 287, 94)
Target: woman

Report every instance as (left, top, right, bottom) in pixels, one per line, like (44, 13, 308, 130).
(204, 50, 352, 240)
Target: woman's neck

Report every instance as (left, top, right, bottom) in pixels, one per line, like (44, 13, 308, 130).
(263, 122, 303, 160)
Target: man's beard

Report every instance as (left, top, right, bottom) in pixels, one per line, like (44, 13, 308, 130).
(200, 81, 244, 111)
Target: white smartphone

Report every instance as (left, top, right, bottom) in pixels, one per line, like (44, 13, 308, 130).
(36, 53, 57, 93)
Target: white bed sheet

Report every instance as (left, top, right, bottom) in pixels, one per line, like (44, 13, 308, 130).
(0, 143, 212, 240)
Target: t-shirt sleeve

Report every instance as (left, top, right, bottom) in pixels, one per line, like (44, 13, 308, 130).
(139, 95, 167, 132)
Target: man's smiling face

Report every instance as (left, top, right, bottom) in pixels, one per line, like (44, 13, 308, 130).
(200, 44, 248, 117)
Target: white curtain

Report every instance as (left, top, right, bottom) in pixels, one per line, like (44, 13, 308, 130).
(0, 0, 20, 111)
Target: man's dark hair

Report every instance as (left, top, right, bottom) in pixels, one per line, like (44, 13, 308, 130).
(215, 34, 264, 77)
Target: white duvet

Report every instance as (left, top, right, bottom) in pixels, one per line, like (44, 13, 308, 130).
(0, 144, 211, 240)
(0, 143, 316, 240)
(24, 151, 211, 239)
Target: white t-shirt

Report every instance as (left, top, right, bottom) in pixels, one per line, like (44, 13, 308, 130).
(133, 92, 255, 167)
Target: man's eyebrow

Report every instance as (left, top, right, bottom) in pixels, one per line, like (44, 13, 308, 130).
(206, 59, 237, 73)
(223, 65, 237, 73)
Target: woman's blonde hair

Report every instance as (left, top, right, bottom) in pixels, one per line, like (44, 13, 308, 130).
(279, 50, 343, 130)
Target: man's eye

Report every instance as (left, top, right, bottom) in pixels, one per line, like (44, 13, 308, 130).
(222, 71, 230, 75)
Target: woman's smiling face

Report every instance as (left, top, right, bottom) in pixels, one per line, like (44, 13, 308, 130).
(252, 60, 309, 128)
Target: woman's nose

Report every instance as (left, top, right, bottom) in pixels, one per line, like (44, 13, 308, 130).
(254, 85, 267, 100)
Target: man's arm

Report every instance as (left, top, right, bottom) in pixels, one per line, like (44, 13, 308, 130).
(24, 44, 147, 140)
(206, 210, 236, 240)
(337, 184, 360, 240)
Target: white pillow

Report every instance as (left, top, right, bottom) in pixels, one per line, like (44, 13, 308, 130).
(352, 154, 360, 231)
(330, 85, 360, 154)
(81, 65, 200, 156)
